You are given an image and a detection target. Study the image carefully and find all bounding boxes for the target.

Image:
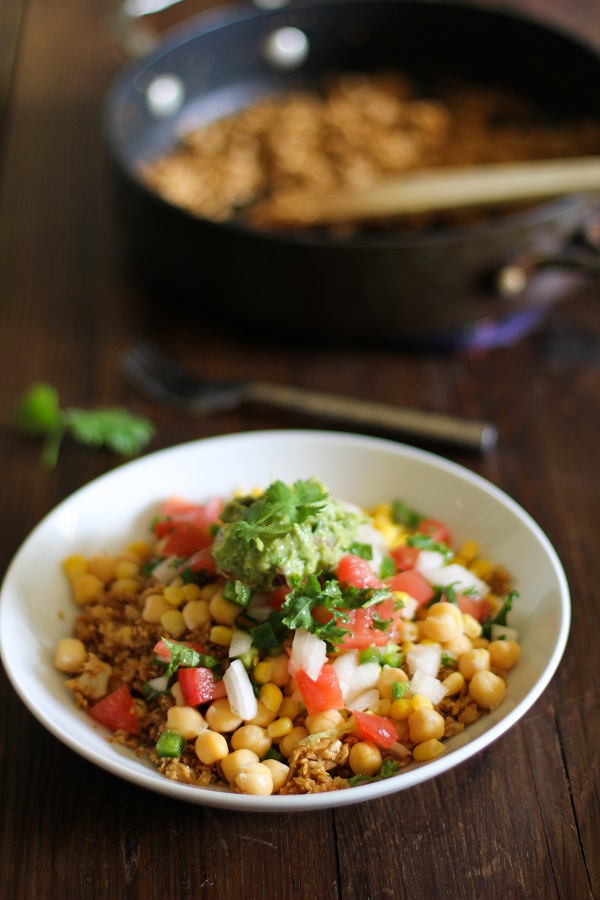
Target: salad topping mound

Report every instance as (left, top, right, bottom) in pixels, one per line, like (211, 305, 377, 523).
(56, 478, 520, 796)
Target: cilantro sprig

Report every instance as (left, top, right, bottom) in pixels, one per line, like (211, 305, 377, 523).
(225, 479, 329, 545)
(15, 383, 155, 468)
(347, 759, 400, 787)
(158, 638, 221, 679)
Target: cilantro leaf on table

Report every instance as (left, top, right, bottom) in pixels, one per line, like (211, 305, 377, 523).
(15, 383, 155, 467)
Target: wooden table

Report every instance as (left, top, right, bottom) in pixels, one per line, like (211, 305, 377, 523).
(1, 1, 599, 897)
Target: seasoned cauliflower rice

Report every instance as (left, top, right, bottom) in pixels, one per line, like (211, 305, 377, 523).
(55, 478, 520, 796)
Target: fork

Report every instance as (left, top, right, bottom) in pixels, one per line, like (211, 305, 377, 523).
(122, 339, 498, 452)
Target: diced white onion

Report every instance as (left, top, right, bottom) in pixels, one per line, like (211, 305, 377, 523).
(400, 595, 418, 620)
(491, 624, 520, 643)
(343, 661, 381, 704)
(387, 741, 411, 759)
(332, 650, 359, 697)
(346, 688, 380, 711)
(223, 659, 258, 721)
(228, 630, 253, 659)
(407, 643, 442, 677)
(353, 519, 389, 578)
(418, 562, 489, 598)
(146, 675, 169, 693)
(416, 550, 447, 572)
(408, 670, 447, 705)
(290, 628, 327, 682)
(247, 592, 272, 623)
(152, 556, 180, 584)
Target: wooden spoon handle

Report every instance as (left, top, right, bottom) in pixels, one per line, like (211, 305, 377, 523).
(256, 156, 600, 227)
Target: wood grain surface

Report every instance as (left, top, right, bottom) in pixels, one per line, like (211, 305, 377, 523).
(0, 1, 599, 898)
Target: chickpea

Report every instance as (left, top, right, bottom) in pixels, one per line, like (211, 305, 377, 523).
(209, 589, 240, 626)
(205, 698, 243, 733)
(230, 724, 272, 758)
(245, 700, 278, 728)
(261, 758, 290, 793)
(469, 669, 506, 710)
(408, 707, 445, 744)
(267, 653, 291, 687)
(304, 709, 345, 735)
(278, 725, 309, 758)
(235, 762, 274, 796)
(195, 730, 229, 765)
(488, 640, 520, 670)
(221, 749, 259, 784)
(377, 665, 409, 702)
(458, 648, 491, 681)
(54, 637, 87, 673)
(421, 602, 463, 643)
(443, 633, 473, 658)
(349, 741, 382, 777)
(461, 612, 482, 639)
(166, 705, 207, 740)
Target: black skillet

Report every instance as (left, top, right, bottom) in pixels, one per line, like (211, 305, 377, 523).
(105, 0, 600, 349)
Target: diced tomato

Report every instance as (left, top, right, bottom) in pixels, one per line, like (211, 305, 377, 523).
(390, 545, 420, 572)
(386, 570, 435, 606)
(456, 593, 491, 622)
(352, 709, 398, 748)
(178, 667, 226, 705)
(152, 639, 205, 662)
(88, 685, 140, 735)
(417, 517, 451, 545)
(269, 584, 292, 610)
(336, 554, 383, 589)
(295, 664, 344, 714)
(153, 497, 223, 556)
(181, 547, 217, 579)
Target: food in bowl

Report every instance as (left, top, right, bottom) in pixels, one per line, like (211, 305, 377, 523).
(141, 71, 600, 233)
(55, 476, 521, 797)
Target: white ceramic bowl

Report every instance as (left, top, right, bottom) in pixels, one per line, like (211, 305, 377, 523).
(0, 430, 570, 811)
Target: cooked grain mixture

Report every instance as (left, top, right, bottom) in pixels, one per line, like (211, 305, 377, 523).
(56, 478, 521, 797)
(142, 71, 600, 232)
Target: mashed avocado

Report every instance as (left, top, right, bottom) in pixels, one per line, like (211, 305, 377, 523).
(212, 478, 364, 590)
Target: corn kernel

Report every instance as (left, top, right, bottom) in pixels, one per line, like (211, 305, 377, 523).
(161, 609, 186, 637)
(87, 554, 116, 583)
(210, 625, 234, 646)
(441, 671, 465, 695)
(458, 540, 479, 564)
(470, 558, 494, 580)
(391, 697, 413, 719)
(267, 717, 294, 739)
(369, 699, 391, 716)
(63, 554, 88, 580)
(143, 593, 170, 623)
(259, 683, 283, 713)
(182, 583, 202, 602)
(127, 540, 151, 559)
(253, 661, 273, 684)
(111, 577, 140, 596)
(114, 559, 140, 580)
(401, 641, 416, 655)
(413, 739, 445, 761)
(72, 572, 104, 605)
(411, 693, 434, 710)
(278, 697, 300, 720)
(182, 599, 211, 630)
(164, 585, 185, 607)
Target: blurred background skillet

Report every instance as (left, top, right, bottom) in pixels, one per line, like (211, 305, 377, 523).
(105, 0, 600, 350)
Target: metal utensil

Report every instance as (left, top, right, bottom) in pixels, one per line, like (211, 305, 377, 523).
(122, 340, 498, 452)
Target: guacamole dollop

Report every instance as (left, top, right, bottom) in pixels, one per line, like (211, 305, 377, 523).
(212, 478, 364, 590)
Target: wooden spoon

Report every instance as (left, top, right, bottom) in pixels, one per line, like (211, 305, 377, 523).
(249, 155, 600, 228)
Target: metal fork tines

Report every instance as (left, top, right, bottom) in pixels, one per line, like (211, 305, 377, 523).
(122, 339, 244, 414)
(122, 339, 498, 452)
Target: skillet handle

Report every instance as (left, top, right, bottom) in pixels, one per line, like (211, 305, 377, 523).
(244, 382, 498, 453)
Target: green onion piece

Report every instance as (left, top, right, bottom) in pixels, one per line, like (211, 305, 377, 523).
(156, 729, 185, 758)
(249, 621, 280, 649)
(382, 643, 403, 667)
(223, 580, 254, 607)
(359, 647, 383, 665)
(392, 681, 409, 700)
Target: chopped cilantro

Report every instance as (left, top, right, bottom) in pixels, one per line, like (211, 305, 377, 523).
(348, 758, 400, 786)
(379, 555, 396, 579)
(391, 500, 423, 529)
(159, 639, 221, 679)
(406, 533, 454, 561)
(482, 590, 519, 639)
(349, 541, 373, 560)
(441, 651, 458, 669)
